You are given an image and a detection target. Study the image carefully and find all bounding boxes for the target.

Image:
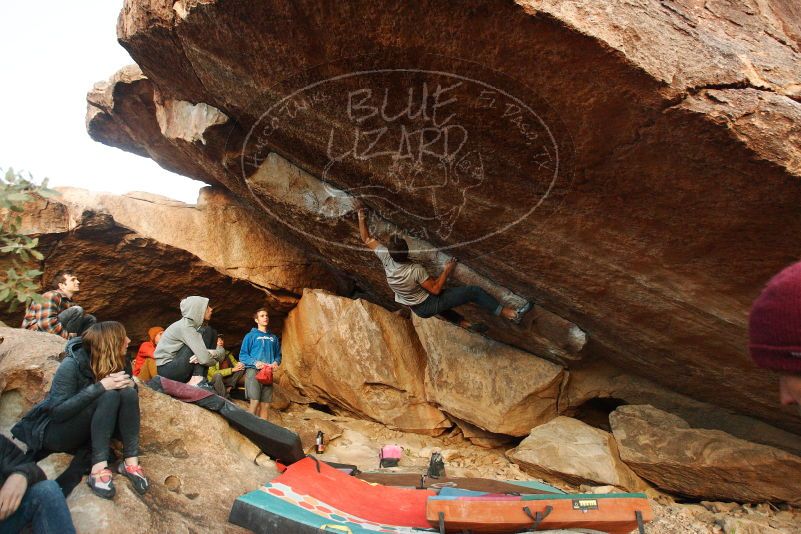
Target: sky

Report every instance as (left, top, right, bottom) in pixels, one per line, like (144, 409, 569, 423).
(0, 2, 204, 204)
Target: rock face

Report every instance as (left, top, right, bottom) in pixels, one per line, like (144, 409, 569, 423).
(610, 405, 801, 505)
(1, 187, 345, 347)
(280, 289, 450, 434)
(562, 359, 801, 457)
(86, 0, 801, 435)
(506, 416, 647, 492)
(413, 315, 563, 436)
(0, 327, 277, 533)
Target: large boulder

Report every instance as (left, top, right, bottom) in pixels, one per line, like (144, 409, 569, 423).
(506, 416, 648, 492)
(86, 0, 801, 435)
(0, 327, 276, 533)
(1, 187, 346, 347)
(413, 315, 564, 436)
(562, 359, 801, 457)
(610, 405, 801, 504)
(280, 289, 450, 434)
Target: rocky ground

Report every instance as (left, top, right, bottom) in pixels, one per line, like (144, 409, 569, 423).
(269, 404, 801, 534)
(2, 325, 800, 532)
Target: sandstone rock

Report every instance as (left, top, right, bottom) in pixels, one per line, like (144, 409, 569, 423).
(448, 416, 514, 449)
(53, 186, 342, 297)
(414, 315, 563, 436)
(610, 405, 801, 504)
(562, 359, 801, 456)
(507, 416, 648, 492)
(88, 0, 801, 436)
(1, 187, 345, 347)
(0, 327, 277, 533)
(280, 289, 450, 434)
(718, 517, 785, 534)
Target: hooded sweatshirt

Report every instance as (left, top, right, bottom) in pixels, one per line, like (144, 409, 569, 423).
(133, 326, 164, 377)
(154, 296, 225, 367)
(238, 327, 281, 368)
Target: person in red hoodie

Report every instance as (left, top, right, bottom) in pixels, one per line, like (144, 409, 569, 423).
(749, 261, 801, 412)
(132, 327, 163, 380)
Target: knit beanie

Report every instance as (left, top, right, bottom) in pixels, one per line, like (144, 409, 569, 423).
(748, 261, 801, 374)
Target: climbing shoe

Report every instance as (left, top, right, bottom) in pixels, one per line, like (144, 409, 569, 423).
(118, 462, 150, 495)
(87, 468, 115, 499)
(513, 301, 533, 324)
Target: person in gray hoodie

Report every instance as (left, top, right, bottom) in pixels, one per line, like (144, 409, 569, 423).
(155, 296, 225, 386)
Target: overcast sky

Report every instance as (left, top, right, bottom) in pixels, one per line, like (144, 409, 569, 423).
(0, 1, 204, 203)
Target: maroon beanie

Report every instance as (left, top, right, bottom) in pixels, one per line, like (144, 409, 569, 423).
(749, 261, 801, 374)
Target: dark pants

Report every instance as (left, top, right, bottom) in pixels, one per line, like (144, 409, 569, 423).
(0, 480, 75, 534)
(211, 370, 244, 398)
(43, 388, 140, 465)
(411, 285, 503, 321)
(157, 325, 217, 383)
(58, 306, 96, 336)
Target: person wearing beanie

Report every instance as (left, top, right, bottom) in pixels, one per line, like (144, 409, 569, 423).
(748, 261, 801, 409)
(132, 326, 164, 379)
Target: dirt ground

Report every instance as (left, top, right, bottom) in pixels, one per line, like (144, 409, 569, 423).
(264, 404, 801, 534)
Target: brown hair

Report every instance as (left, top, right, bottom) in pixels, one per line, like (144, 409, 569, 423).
(388, 235, 409, 263)
(253, 308, 269, 320)
(50, 270, 75, 290)
(82, 321, 127, 380)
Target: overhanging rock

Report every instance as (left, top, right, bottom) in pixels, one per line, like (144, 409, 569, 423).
(87, 0, 801, 434)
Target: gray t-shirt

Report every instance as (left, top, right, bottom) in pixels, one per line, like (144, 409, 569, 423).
(375, 245, 431, 306)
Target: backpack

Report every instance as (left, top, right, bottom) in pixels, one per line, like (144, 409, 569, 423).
(379, 444, 403, 468)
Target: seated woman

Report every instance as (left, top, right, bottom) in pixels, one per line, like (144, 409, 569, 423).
(12, 321, 149, 500)
(357, 207, 531, 331)
(207, 334, 245, 399)
(132, 326, 163, 381)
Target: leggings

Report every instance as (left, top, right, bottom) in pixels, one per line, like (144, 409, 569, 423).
(42, 388, 140, 465)
(157, 325, 217, 383)
(411, 285, 503, 321)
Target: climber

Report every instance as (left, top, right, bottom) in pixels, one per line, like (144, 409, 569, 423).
(357, 206, 531, 332)
(749, 260, 801, 413)
(238, 309, 281, 418)
(12, 321, 149, 500)
(207, 334, 246, 399)
(132, 326, 164, 381)
(21, 270, 96, 339)
(155, 296, 224, 387)
(0, 435, 76, 534)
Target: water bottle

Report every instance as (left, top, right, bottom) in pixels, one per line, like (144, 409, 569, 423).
(315, 431, 325, 454)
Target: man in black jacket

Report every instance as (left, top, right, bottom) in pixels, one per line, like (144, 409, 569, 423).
(0, 435, 75, 534)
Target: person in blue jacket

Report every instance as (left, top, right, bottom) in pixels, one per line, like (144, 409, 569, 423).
(238, 308, 281, 418)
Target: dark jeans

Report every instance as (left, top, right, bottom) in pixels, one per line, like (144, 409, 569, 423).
(43, 388, 140, 465)
(58, 306, 96, 336)
(211, 370, 244, 398)
(0, 480, 75, 534)
(411, 285, 503, 321)
(157, 325, 217, 383)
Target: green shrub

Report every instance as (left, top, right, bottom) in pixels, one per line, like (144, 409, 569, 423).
(0, 168, 58, 310)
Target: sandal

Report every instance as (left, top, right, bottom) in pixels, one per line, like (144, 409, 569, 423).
(118, 462, 150, 495)
(87, 468, 115, 499)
